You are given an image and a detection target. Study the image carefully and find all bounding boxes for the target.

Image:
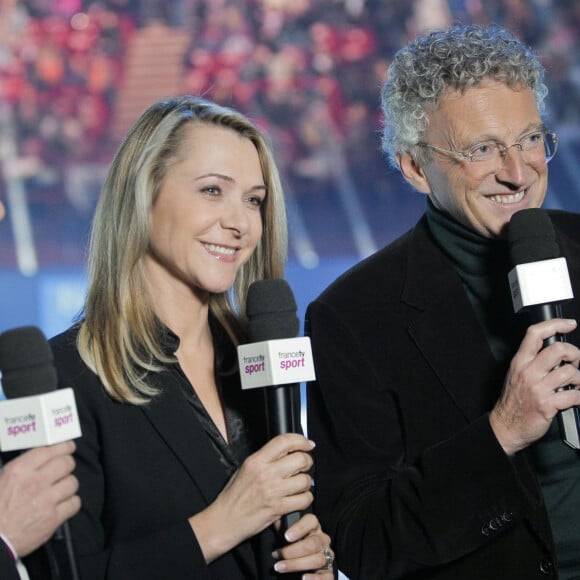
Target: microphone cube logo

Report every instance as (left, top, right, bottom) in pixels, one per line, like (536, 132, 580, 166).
(238, 337, 316, 390)
(0, 388, 81, 451)
(509, 257, 573, 312)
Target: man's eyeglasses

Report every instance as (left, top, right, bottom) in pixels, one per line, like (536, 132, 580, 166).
(417, 129, 559, 166)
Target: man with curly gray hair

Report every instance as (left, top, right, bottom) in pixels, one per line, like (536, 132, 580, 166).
(307, 23, 580, 579)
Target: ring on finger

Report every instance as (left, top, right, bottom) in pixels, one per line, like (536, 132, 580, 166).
(322, 546, 334, 570)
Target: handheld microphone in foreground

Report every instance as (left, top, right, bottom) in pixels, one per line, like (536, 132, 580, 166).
(0, 327, 81, 451)
(0, 326, 81, 580)
(507, 208, 579, 449)
(237, 279, 316, 530)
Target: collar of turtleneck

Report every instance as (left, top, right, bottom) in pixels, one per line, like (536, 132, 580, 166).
(425, 197, 510, 278)
(425, 198, 523, 363)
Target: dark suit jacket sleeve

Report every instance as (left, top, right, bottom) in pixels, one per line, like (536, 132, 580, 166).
(0, 539, 19, 580)
(306, 296, 546, 579)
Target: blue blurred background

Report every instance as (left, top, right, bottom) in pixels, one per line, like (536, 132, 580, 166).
(1, 0, 579, 337)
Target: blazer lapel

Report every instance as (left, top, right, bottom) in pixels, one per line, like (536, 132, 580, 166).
(401, 220, 505, 422)
(142, 376, 231, 503)
(139, 368, 261, 576)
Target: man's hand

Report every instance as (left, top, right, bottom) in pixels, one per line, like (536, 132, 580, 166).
(490, 318, 580, 455)
(0, 441, 80, 557)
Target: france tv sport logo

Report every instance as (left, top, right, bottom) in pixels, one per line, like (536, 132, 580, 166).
(0, 388, 81, 451)
(237, 337, 316, 390)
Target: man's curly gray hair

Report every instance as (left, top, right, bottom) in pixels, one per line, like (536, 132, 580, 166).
(380, 24, 548, 169)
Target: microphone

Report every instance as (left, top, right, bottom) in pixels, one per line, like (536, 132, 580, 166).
(507, 208, 579, 448)
(237, 279, 316, 530)
(0, 326, 82, 580)
(0, 328, 81, 452)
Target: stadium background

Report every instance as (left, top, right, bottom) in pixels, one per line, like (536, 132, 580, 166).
(0, 0, 579, 335)
(0, 3, 578, 577)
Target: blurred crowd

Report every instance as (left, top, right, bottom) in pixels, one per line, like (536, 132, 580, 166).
(0, 0, 579, 264)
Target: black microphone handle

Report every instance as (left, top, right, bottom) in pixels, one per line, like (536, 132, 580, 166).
(264, 384, 304, 532)
(525, 302, 580, 447)
(50, 521, 81, 580)
(264, 384, 301, 437)
(526, 302, 566, 346)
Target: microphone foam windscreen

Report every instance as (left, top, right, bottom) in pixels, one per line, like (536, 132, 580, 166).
(0, 326, 57, 398)
(246, 279, 300, 342)
(508, 208, 560, 266)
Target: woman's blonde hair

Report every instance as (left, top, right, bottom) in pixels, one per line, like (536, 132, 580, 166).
(78, 95, 288, 404)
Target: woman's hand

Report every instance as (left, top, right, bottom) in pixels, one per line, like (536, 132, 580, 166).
(189, 433, 315, 562)
(273, 513, 334, 578)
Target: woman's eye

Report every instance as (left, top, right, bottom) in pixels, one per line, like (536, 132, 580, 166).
(247, 195, 264, 207)
(202, 186, 221, 196)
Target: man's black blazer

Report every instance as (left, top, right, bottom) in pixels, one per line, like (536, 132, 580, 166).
(0, 541, 19, 580)
(306, 210, 580, 579)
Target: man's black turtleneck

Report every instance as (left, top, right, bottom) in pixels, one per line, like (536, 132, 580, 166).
(425, 198, 525, 364)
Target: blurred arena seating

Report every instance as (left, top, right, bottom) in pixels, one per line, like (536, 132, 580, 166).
(0, 0, 579, 272)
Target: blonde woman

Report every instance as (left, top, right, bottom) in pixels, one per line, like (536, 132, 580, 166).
(51, 96, 334, 579)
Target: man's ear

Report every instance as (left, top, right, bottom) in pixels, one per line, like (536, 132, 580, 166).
(397, 152, 432, 194)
